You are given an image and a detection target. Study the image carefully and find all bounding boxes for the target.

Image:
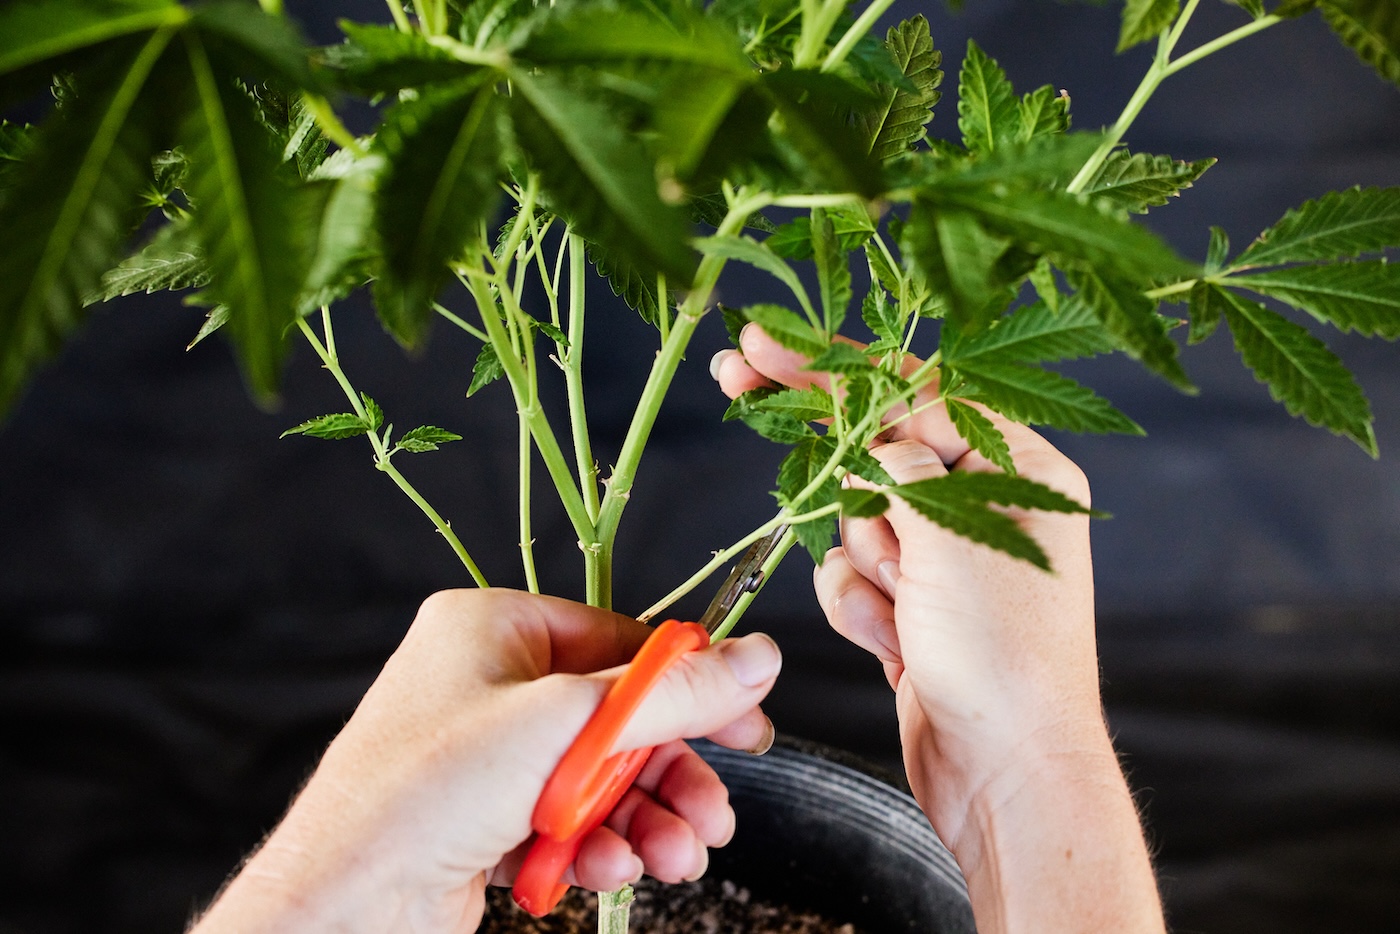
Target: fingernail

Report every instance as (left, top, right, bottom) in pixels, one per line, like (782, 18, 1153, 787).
(709, 348, 734, 381)
(738, 321, 756, 347)
(748, 715, 775, 756)
(626, 854, 645, 884)
(876, 560, 901, 598)
(684, 840, 709, 881)
(720, 633, 781, 687)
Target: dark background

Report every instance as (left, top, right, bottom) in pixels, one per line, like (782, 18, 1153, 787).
(3, 1, 1400, 932)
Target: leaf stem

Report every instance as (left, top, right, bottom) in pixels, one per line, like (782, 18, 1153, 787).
(822, 0, 898, 72)
(519, 407, 540, 593)
(296, 314, 488, 587)
(566, 233, 602, 523)
(383, 0, 412, 32)
(1165, 15, 1283, 77)
(433, 301, 491, 342)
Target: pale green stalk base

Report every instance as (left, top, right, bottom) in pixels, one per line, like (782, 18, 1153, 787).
(598, 887, 633, 934)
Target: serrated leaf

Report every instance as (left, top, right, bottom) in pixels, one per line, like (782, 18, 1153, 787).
(1070, 269, 1193, 391)
(372, 79, 502, 347)
(947, 297, 1118, 365)
(181, 32, 313, 405)
(1234, 186, 1400, 268)
(325, 22, 470, 92)
(696, 234, 816, 322)
(862, 283, 903, 346)
(793, 511, 838, 564)
(586, 238, 666, 328)
(89, 218, 210, 302)
(0, 28, 171, 416)
(742, 409, 817, 444)
(867, 15, 943, 161)
(360, 392, 384, 431)
(946, 398, 1016, 474)
(0, 0, 185, 91)
(398, 425, 463, 452)
(509, 69, 698, 286)
(0, 121, 35, 192)
(1018, 85, 1070, 144)
(300, 159, 377, 308)
(811, 207, 850, 336)
(930, 185, 1196, 285)
(887, 476, 1049, 568)
(865, 239, 903, 298)
(841, 445, 896, 486)
(720, 302, 749, 346)
(765, 204, 875, 260)
(1119, 0, 1181, 52)
(1320, 0, 1400, 89)
(957, 40, 1020, 156)
(1205, 225, 1231, 275)
(184, 302, 228, 349)
(1083, 151, 1215, 214)
(190, 1, 321, 93)
(776, 434, 839, 502)
(467, 341, 504, 396)
(1187, 280, 1220, 344)
(747, 386, 835, 422)
(512, 3, 750, 73)
(280, 411, 370, 440)
(805, 342, 876, 376)
(950, 357, 1144, 435)
(1028, 257, 1060, 312)
(760, 69, 885, 198)
(1225, 0, 1267, 17)
(904, 205, 1011, 331)
(744, 303, 827, 357)
(1214, 284, 1376, 454)
(837, 488, 890, 519)
(1227, 261, 1400, 339)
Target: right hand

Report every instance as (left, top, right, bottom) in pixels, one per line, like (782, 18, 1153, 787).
(713, 326, 1111, 849)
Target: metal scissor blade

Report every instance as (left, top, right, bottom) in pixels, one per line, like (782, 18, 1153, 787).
(696, 525, 789, 634)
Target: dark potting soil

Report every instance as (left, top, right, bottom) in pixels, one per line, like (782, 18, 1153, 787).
(481, 878, 864, 933)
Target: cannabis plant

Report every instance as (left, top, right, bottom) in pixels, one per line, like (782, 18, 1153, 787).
(1, 0, 1398, 928)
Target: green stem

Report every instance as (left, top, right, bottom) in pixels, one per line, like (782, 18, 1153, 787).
(598, 887, 633, 934)
(593, 193, 759, 550)
(708, 526, 799, 642)
(1068, 4, 1283, 194)
(433, 302, 491, 342)
(1144, 278, 1199, 300)
(518, 408, 540, 593)
(567, 233, 602, 524)
(297, 315, 488, 587)
(822, 0, 899, 72)
(1165, 15, 1283, 76)
(464, 271, 598, 549)
(383, 0, 411, 31)
(256, 0, 282, 15)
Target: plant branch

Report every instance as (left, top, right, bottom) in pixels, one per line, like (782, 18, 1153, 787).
(297, 314, 488, 587)
(822, 0, 899, 72)
(566, 233, 601, 523)
(518, 407, 540, 592)
(1165, 15, 1283, 76)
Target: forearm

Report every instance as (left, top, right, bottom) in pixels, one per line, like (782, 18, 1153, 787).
(944, 731, 1165, 934)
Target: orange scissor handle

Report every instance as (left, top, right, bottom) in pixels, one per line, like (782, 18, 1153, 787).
(512, 619, 710, 916)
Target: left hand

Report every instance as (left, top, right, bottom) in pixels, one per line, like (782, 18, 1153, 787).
(190, 589, 781, 934)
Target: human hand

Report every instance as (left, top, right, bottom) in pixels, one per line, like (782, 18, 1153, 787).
(715, 327, 1162, 932)
(190, 589, 781, 934)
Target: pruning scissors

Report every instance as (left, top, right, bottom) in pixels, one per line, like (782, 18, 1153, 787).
(511, 525, 788, 916)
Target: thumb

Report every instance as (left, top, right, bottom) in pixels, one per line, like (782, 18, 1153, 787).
(612, 633, 781, 753)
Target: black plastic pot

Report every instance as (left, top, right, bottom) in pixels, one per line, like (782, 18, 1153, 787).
(695, 736, 976, 933)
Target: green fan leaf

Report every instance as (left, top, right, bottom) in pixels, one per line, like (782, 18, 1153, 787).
(189, 1, 321, 93)
(372, 79, 503, 347)
(1319, 0, 1400, 89)
(760, 69, 885, 198)
(745, 386, 835, 423)
(1234, 186, 1400, 268)
(837, 488, 890, 519)
(930, 185, 1196, 285)
(765, 204, 875, 260)
(867, 14, 943, 161)
(949, 297, 1118, 365)
(957, 40, 1020, 156)
(777, 435, 840, 562)
(696, 234, 816, 322)
(587, 238, 666, 328)
(1212, 284, 1376, 454)
(1228, 261, 1400, 339)
(280, 411, 371, 440)
(300, 156, 378, 310)
(180, 32, 309, 404)
(902, 205, 1011, 331)
(89, 218, 209, 302)
(1082, 150, 1216, 214)
(509, 69, 698, 286)
(513, 4, 750, 73)
(743, 303, 827, 357)
(467, 341, 504, 396)
(1187, 280, 1221, 344)
(1017, 85, 1070, 144)
(804, 342, 877, 376)
(949, 357, 1144, 435)
(0, 0, 186, 95)
(841, 445, 896, 486)
(398, 425, 463, 452)
(946, 398, 1016, 474)
(325, 22, 473, 93)
(810, 207, 850, 335)
(1070, 268, 1194, 391)
(1119, 0, 1181, 53)
(0, 28, 172, 416)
